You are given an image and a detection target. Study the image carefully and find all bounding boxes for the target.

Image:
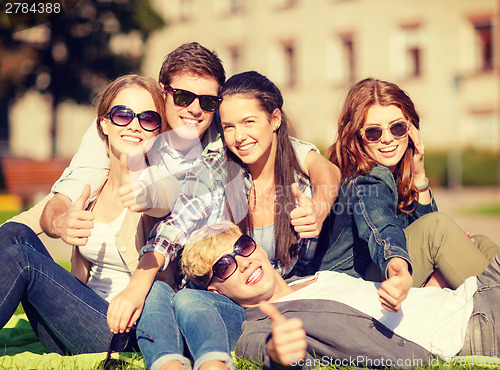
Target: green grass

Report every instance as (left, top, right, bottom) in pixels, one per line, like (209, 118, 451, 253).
(461, 203, 500, 216)
(0, 210, 18, 225)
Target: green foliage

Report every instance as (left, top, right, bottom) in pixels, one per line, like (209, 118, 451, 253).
(0, 0, 165, 143)
(424, 149, 499, 187)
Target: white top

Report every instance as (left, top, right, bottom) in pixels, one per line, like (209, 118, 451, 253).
(79, 209, 131, 301)
(279, 270, 478, 357)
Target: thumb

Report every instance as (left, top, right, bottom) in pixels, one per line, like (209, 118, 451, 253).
(259, 301, 286, 325)
(74, 184, 91, 210)
(388, 258, 405, 276)
(120, 153, 131, 186)
(291, 183, 308, 206)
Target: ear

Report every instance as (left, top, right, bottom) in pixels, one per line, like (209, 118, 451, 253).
(207, 285, 223, 295)
(159, 82, 166, 98)
(99, 117, 109, 136)
(271, 108, 281, 131)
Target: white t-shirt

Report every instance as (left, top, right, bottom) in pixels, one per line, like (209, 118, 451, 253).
(79, 209, 131, 301)
(278, 270, 478, 357)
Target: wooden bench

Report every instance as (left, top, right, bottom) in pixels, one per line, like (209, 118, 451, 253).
(1, 155, 70, 206)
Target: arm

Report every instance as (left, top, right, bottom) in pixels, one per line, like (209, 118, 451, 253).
(51, 122, 109, 203)
(107, 161, 218, 332)
(107, 251, 164, 333)
(290, 150, 341, 238)
(377, 257, 412, 312)
(118, 154, 180, 218)
(40, 185, 94, 246)
(408, 123, 431, 205)
(259, 302, 307, 366)
(351, 167, 413, 277)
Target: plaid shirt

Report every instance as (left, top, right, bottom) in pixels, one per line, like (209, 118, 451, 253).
(140, 140, 319, 278)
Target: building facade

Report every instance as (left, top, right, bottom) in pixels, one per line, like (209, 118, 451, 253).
(146, 0, 499, 152)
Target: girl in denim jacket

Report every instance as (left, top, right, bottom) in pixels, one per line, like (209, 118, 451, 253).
(319, 78, 498, 312)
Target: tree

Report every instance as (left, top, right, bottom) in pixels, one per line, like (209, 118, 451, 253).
(0, 0, 165, 152)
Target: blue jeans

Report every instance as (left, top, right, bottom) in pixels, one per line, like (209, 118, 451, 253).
(459, 249, 500, 356)
(173, 288, 246, 370)
(0, 222, 134, 354)
(136, 280, 189, 370)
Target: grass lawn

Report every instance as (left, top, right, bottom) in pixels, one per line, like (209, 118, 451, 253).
(461, 203, 500, 216)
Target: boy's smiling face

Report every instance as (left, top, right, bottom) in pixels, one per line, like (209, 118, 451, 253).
(207, 236, 283, 308)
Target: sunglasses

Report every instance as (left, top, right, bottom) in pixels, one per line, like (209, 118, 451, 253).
(209, 235, 257, 285)
(165, 86, 221, 112)
(107, 105, 161, 132)
(360, 121, 409, 142)
(101, 327, 152, 370)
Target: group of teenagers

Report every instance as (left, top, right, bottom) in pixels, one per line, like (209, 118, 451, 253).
(1, 41, 500, 370)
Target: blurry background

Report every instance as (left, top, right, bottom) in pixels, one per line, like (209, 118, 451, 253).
(0, 0, 499, 252)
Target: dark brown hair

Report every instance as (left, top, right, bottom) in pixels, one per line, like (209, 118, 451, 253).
(158, 42, 225, 89)
(221, 71, 305, 269)
(328, 78, 420, 212)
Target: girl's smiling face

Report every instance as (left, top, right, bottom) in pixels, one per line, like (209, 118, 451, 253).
(219, 95, 280, 171)
(361, 104, 409, 172)
(100, 86, 159, 158)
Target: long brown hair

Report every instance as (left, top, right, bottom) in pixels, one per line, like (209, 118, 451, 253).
(221, 71, 305, 269)
(328, 78, 420, 212)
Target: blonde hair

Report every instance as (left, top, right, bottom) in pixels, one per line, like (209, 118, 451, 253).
(181, 222, 242, 287)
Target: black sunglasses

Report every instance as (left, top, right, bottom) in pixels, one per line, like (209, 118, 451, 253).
(209, 235, 257, 285)
(107, 105, 161, 132)
(360, 120, 409, 142)
(101, 327, 152, 370)
(165, 86, 221, 112)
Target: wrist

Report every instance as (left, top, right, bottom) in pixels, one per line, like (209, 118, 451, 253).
(415, 177, 429, 193)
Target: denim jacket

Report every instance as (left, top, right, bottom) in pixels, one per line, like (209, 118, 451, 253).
(319, 164, 437, 279)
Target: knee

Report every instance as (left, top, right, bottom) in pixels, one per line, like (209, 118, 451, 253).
(0, 222, 36, 245)
(145, 281, 175, 305)
(174, 289, 206, 311)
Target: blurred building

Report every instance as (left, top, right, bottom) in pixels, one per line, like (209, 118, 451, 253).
(146, 0, 499, 152)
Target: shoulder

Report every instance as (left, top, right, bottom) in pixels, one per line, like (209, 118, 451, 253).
(354, 165, 396, 188)
(289, 136, 319, 152)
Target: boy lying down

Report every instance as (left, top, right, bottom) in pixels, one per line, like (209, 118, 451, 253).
(181, 222, 498, 369)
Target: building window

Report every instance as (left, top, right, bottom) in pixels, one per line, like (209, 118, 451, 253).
(401, 25, 422, 78)
(165, 0, 193, 22)
(283, 42, 297, 88)
(473, 19, 493, 72)
(341, 34, 355, 82)
(467, 111, 498, 150)
(272, 0, 298, 9)
(269, 41, 297, 89)
(224, 45, 243, 76)
(326, 33, 355, 85)
(215, 0, 244, 16)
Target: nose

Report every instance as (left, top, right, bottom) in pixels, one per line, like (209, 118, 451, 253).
(380, 127, 393, 143)
(127, 116, 142, 132)
(234, 125, 247, 142)
(186, 97, 202, 115)
(235, 254, 251, 271)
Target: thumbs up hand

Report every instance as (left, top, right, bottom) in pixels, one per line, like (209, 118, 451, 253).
(259, 301, 307, 366)
(378, 257, 413, 312)
(53, 184, 94, 246)
(289, 183, 320, 238)
(118, 153, 150, 213)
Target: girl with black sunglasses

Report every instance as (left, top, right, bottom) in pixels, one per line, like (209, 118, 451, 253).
(318, 78, 498, 311)
(0, 75, 182, 358)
